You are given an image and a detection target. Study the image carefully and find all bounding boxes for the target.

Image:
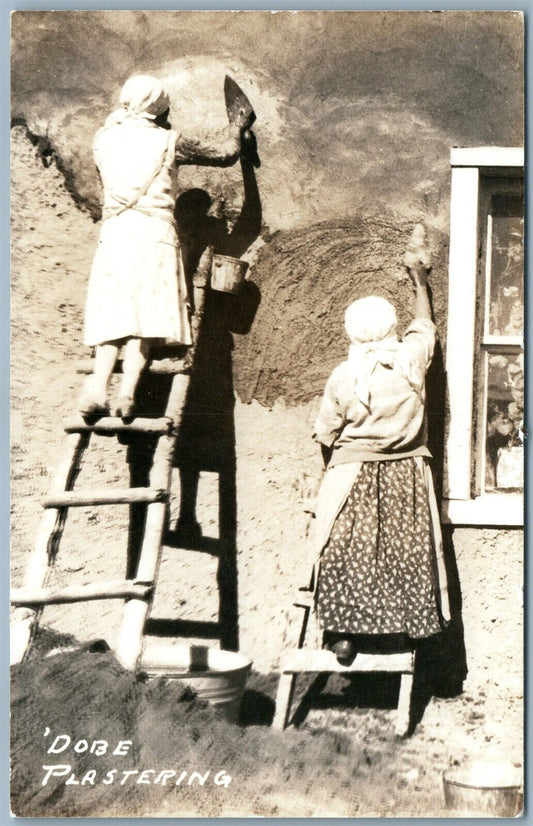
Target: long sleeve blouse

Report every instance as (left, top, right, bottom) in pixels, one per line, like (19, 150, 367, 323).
(313, 317, 436, 465)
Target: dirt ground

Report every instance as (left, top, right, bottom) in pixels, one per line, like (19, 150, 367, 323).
(10, 125, 524, 818)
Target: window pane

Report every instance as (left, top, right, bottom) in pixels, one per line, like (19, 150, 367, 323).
(484, 351, 524, 492)
(487, 194, 524, 337)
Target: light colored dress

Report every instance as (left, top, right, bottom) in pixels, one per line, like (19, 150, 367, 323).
(84, 118, 240, 347)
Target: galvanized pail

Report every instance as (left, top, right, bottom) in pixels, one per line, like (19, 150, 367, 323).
(211, 254, 249, 294)
(443, 761, 523, 817)
(140, 644, 252, 723)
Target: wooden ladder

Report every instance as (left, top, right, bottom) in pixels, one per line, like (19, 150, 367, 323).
(272, 590, 415, 737)
(10, 356, 191, 671)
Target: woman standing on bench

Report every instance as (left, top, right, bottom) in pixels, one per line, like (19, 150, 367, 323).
(311, 259, 450, 665)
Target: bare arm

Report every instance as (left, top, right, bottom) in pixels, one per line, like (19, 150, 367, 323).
(408, 262, 432, 321)
(402, 262, 436, 366)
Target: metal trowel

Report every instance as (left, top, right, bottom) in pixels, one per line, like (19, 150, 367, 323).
(224, 75, 260, 168)
(224, 75, 256, 128)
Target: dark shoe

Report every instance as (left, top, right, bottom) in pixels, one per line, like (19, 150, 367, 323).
(331, 638, 357, 666)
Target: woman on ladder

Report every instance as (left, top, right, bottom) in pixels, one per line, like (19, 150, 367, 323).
(311, 256, 450, 665)
(80, 74, 251, 420)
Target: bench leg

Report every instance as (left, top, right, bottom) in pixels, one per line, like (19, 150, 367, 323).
(272, 672, 296, 731)
(395, 672, 414, 737)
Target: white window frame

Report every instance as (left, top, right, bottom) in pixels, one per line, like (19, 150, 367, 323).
(442, 147, 524, 526)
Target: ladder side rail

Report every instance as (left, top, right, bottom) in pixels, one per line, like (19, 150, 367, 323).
(11, 432, 90, 664)
(116, 373, 190, 670)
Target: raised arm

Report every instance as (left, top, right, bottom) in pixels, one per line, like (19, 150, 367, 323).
(408, 261, 432, 321)
(404, 224, 433, 321)
(403, 261, 436, 369)
(175, 122, 242, 167)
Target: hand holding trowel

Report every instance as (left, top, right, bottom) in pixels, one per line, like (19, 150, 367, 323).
(224, 75, 260, 168)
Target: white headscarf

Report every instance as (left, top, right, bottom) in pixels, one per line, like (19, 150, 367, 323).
(105, 75, 170, 127)
(345, 295, 397, 344)
(344, 296, 423, 408)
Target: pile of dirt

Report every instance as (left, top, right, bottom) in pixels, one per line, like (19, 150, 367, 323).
(10, 641, 422, 818)
(11, 644, 234, 817)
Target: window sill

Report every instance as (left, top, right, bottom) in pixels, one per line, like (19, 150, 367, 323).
(450, 146, 524, 168)
(441, 495, 523, 526)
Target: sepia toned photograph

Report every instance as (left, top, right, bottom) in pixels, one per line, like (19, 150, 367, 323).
(10, 10, 524, 818)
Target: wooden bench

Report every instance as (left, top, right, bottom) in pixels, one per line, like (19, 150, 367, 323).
(272, 592, 415, 737)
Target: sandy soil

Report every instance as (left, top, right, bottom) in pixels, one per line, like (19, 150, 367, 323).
(10, 125, 523, 818)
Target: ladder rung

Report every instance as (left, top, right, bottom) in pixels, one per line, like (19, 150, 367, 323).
(43, 487, 168, 508)
(64, 416, 172, 435)
(293, 589, 314, 609)
(148, 358, 192, 375)
(76, 359, 124, 375)
(11, 579, 153, 606)
(76, 358, 191, 376)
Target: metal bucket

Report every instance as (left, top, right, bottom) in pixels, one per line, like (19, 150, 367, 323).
(211, 254, 249, 294)
(443, 761, 523, 817)
(140, 644, 252, 723)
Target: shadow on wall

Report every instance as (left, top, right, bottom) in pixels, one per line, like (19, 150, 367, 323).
(425, 280, 447, 500)
(165, 149, 262, 652)
(118, 148, 261, 653)
(411, 285, 468, 725)
(409, 526, 468, 731)
(409, 287, 468, 729)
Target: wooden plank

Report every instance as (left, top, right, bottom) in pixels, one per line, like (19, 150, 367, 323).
(116, 373, 191, 671)
(64, 416, 172, 435)
(11, 580, 152, 606)
(44, 487, 168, 508)
(158, 372, 191, 431)
(279, 648, 414, 675)
(11, 432, 90, 665)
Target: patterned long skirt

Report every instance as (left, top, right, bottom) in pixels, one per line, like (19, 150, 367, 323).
(315, 458, 442, 639)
